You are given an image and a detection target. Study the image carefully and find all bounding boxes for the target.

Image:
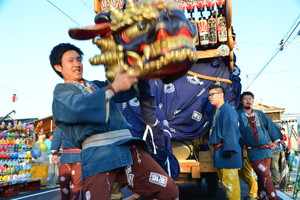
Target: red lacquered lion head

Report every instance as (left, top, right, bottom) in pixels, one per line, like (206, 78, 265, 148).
(69, 0, 198, 83)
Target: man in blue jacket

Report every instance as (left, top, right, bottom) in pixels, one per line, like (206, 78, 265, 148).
(237, 91, 282, 200)
(208, 84, 242, 200)
(49, 43, 179, 200)
(51, 126, 82, 200)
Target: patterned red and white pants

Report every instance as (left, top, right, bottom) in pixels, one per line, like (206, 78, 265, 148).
(251, 158, 278, 200)
(82, 145, 179, 200)
(59, 162, 82, 200)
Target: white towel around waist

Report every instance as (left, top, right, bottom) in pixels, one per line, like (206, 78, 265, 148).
(82, 129, 132, 150)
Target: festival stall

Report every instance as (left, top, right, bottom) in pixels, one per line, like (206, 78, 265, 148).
(27, 116, 56, 186)
(0, 116, 56, 197)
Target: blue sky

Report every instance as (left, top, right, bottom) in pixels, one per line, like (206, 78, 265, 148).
(0, 0, 299, 119)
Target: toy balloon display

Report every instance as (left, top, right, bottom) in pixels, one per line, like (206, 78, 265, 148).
(39, 142, 47, 152)
(30, 146, 42, 159)
(16, 143, 22, 149)
(2, 132, 7, 140)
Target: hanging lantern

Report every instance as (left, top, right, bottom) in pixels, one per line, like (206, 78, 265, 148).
(12, 94, 18, 102)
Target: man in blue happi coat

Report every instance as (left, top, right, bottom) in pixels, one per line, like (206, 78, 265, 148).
(237, 91, 282, 200)
(49, 43, 179, 200)
(208, 85, 242, 200)
(51, 126, 82, 200)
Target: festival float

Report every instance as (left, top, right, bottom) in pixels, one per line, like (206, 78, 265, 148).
(69, 0, 239, 196)
(0, 113, 56, 197)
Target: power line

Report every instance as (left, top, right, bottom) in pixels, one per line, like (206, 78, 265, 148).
(236, 41, 276, 46)
(0, 85, 49, 105)
(240, 67, 300, 77)
(0, 1, 90, 107)
(245, 14, 300, 90)
(80, 0, 94, 13)
(282, 14, 300, 42)
(280, 18, 300, 51)
(46, 0, 80, 26)
(245, 50, 281, 90)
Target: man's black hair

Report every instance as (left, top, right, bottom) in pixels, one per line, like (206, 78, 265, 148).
(49, 43, 84, 78)
(240, 91, 255, 100)
(208, 85, 225, 96)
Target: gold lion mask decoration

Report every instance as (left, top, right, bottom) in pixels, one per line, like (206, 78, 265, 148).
(69, 0, 198, 83)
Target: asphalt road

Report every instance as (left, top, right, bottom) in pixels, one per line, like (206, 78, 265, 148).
(4, 179, 292, 200)
(4, 183, 226, 200)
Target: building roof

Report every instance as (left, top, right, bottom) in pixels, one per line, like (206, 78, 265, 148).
(27, 115, 56, 134)
(253, 102, 285, 114)
(2, 116, 56, 134)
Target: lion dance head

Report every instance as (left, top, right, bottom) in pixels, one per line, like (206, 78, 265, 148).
(69, 0, 198, 83)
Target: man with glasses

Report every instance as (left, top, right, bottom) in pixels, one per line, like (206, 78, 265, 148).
(208, 85, 242, 200)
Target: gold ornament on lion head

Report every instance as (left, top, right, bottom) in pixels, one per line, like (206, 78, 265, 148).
(69, 0, 198, 83)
